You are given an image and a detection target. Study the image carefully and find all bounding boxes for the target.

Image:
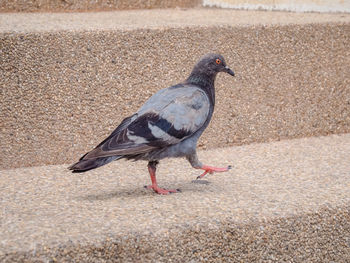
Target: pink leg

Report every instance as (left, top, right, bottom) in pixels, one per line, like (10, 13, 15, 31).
(145, 161, 179, 195)
(196, 165, 232, 179)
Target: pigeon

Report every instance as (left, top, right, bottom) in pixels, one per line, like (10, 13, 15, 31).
(69, 53, 235, 194)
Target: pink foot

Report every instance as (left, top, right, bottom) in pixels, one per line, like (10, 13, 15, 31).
(145, 185, 180, 195)
(146, 161, 181, 195)
(196, 165, 232, 179)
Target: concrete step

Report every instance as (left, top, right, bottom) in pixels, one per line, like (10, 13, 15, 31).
(0, 0, 201, 13)
(1, 134, 350, 261)
(1, 9, 350, 169)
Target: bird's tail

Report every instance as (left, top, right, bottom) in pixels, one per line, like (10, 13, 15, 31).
(68, 155, 122, 173)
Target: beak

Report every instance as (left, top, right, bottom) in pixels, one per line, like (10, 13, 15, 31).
(224, 65, 235, 76)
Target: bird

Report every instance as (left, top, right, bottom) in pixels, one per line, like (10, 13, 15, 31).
(69, 53, 235, 194)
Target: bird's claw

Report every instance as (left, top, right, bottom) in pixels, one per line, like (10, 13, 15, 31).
(144, 185, 181, 195)
(196, 165, 232, 179)
(196, 170, 209, 180)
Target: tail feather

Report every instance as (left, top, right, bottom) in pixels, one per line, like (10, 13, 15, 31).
(69, 155, 122, 172)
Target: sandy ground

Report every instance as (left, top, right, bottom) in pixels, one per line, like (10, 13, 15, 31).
(1, 134, 350, 261)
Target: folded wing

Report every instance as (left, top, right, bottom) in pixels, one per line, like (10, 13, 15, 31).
(81, 85, 210, 160)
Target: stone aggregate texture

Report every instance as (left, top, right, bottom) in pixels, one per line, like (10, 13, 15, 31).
(1, 9, 350, 169)
(0, 0, 201, 12)
(1, 134, 350, 261)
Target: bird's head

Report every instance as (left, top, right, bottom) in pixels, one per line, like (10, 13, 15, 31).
(193, 53, 235, 77)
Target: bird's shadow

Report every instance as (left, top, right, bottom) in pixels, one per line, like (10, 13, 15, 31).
(81, 187, 149, 201)
(78, 180, 211, 201)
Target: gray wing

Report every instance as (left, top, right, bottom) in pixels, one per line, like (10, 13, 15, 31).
(82, 85, 210, 159)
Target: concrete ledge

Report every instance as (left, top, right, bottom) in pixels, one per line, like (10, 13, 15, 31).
(1, 9, 350, 169)
(0, 0, 201, 13)
(1, 9, 350, 32)
(1, 134, 350, 261)
(3, 207, 350, 262)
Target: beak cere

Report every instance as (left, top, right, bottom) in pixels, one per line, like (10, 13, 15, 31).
(224, 65, 235, 77)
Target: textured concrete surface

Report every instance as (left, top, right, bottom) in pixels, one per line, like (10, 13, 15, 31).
(0, 0, 201, 12)
(1, 9, 350, 169)
(1, 9, 350, 32)
(1, 134, 350, 261)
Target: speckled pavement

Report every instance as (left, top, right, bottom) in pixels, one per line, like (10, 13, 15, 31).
(0, 0, 201, 12)
(1, 134, 350, 261)
(1, 9, 350, 169)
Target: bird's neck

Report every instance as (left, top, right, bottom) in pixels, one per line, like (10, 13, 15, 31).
(186, 72, 217, 105)
(187, 71, 216, 87)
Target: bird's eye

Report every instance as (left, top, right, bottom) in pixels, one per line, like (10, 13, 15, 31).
(215, 58, 221, 65)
